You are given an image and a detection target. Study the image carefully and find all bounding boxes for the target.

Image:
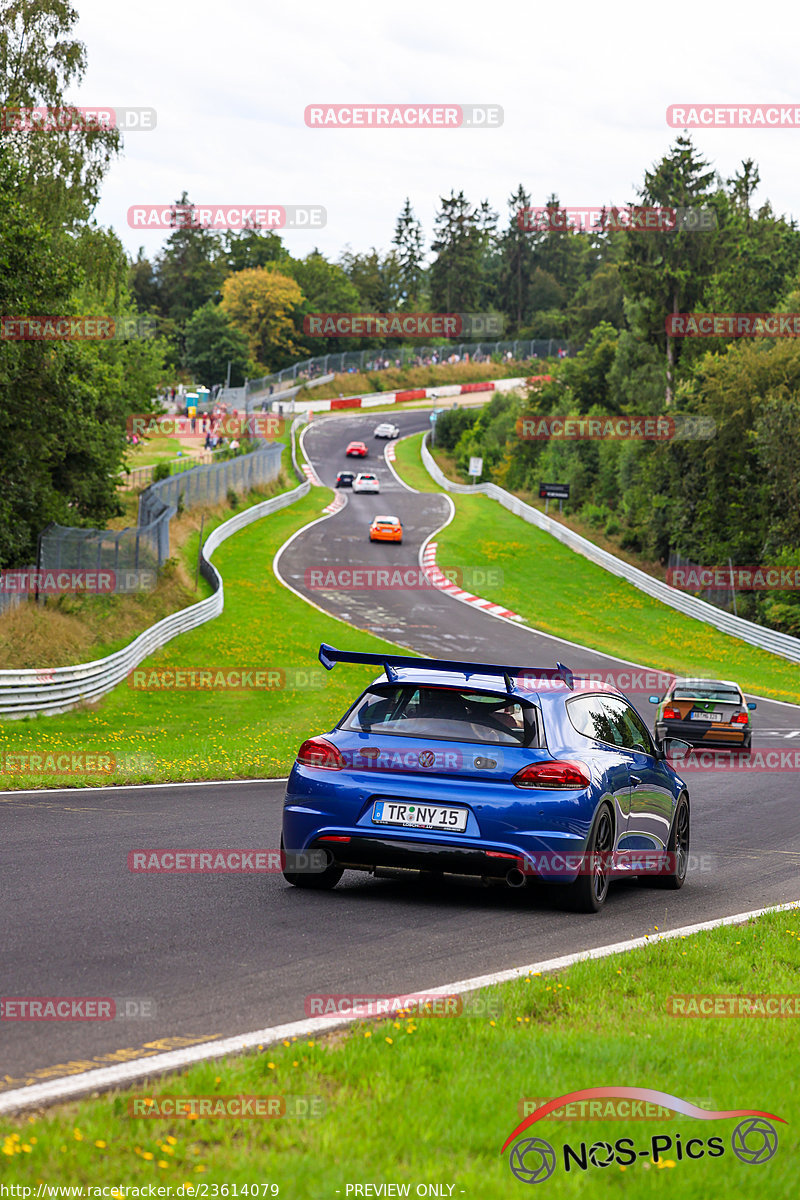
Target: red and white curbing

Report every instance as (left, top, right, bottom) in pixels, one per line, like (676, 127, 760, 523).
(421, 542, 525, 621)
(301, 376, 550, 416)
(301, 462, 322, 486)
(385, 443, 397, 462)
(322, 492, 346, 515)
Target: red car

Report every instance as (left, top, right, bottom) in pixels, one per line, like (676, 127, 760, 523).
(345, 441, 368, 458)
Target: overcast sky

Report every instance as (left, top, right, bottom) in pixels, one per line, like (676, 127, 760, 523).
(73, 0, 800, 265)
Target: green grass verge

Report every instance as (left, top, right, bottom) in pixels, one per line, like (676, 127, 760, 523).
(124, 435, 184, 469)
(395, 434, 800, 704)
(0, 489, 412, 788)
(393, 433, 446, 493)
(3, 909, 798, 1196)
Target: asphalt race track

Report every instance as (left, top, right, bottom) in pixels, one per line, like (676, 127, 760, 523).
(4, 406, 800, 1095)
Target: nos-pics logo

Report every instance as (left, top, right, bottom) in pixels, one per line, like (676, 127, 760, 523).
(501, 1088, 783, 1183)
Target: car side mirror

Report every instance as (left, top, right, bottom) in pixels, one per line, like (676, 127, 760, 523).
(747, 701, 757, 710)
(661, 737, 692, 761)
(648, 695, 661, 704)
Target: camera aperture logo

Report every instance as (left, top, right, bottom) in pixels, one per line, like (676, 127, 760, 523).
(502, 1088, 784, 1183)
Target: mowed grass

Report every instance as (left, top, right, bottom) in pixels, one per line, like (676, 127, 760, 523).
(395, 434, 800, 704)
(0, 489, 412, 788)
(3, 910, 798, 1197)
(124, 434, 188, 468)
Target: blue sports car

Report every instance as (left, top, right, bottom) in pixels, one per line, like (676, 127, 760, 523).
(281, 644, 692, 912)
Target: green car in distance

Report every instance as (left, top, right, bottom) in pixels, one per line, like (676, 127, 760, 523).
(649, 678, 756, 752)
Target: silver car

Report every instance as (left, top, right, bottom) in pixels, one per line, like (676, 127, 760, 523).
(352, 472, 381, 494)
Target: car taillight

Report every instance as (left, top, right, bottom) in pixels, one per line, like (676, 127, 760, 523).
(663, 707, 680, 719)
(733, 712, 748, 724)
(512, 760, 591, 789)
(296, 737, 344, 770)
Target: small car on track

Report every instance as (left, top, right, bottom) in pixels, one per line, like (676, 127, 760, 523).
(352, 472, 380, 494)
(370, 515, 403, 543)
(345, 441, 368, 457)
(649, 678, 755, 750)
(281, 645, 692, 912)
(374, 423, 400, 439)
(335, 471, 355, 488)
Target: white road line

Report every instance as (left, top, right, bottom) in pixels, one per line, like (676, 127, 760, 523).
(0, 777, 288, 797)
(2, 897, 797, 1115)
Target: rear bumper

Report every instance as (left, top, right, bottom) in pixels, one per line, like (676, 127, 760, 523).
(656, 720, 748, 745)
(310, 834, 528, 880)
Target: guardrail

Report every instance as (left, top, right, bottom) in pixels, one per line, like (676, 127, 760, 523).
(0, 418, 310, 719)
(420, 434, 800, 666)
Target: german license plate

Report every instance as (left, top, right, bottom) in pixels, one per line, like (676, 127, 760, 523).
(690, 711, 728, 723)
(371, 800, 468, 832)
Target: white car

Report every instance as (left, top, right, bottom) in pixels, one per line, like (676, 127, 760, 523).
(374, 423, 400, 439)
(352, 472, 380, 494)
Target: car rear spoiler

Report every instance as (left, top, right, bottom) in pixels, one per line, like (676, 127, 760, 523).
(318, 643, 574, 691)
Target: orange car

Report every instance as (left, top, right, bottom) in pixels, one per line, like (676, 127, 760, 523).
(369, 515, 403, 543)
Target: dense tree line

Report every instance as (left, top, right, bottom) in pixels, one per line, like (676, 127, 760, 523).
(0, 0, 164, 569)
(3, 0, 800, 623)
(433, 320, 800, 633)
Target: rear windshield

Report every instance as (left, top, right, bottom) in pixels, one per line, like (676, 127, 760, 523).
(341, 685, 538, 746)
(673, 685, 741, 704)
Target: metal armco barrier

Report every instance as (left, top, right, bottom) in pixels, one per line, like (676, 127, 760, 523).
(0, 420, 310, 718)
(420, 434, 800, 665)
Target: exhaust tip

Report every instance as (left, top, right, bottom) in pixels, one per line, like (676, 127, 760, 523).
(506, 867, 526, 888)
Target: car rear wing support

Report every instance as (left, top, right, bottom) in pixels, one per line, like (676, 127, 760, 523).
(318, 643, 574, 690)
